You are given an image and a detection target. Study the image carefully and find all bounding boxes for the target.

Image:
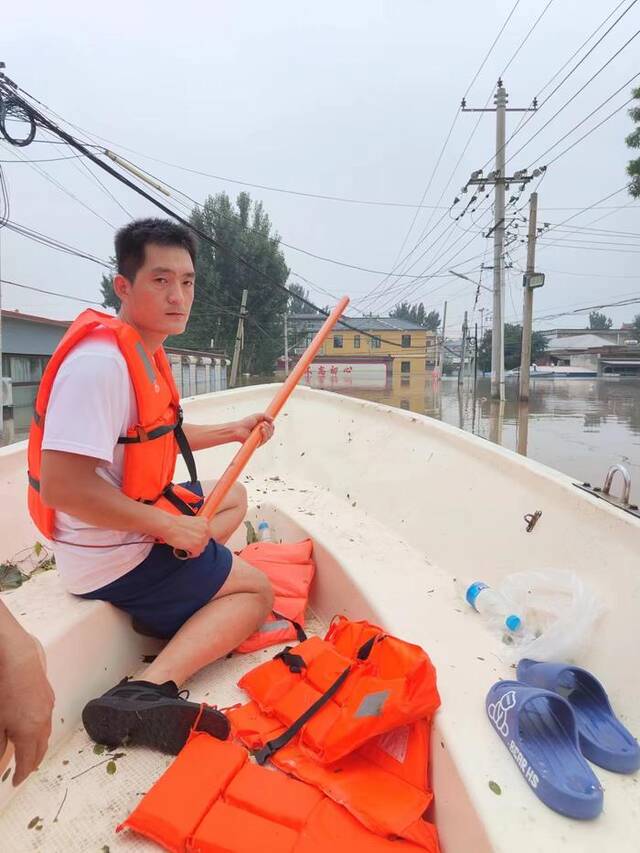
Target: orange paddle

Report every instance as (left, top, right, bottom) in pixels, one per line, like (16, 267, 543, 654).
(174, 295, 350, 558)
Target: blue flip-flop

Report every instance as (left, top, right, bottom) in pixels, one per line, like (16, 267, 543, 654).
(486, 680, 603, 820)
(517, 659, 640, 774)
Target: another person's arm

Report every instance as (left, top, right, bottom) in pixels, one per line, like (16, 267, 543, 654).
(0, 603, 54, 786)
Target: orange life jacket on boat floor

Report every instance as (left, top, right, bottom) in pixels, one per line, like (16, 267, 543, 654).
(118, 732, 434, 853)
(27, 309, 199, 539)
(234, 540, 315, 653)
(227, 616, 441, 849)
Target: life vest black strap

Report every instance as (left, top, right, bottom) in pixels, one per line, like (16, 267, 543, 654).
(117, 406, 198, 484)
(28, 473, 41, 492)
(117, 422, 178, 444)
(254, 665, 351, 765)
(272, 611, 308, 644)
(161, 483, 199, 517)
(254, 634, 380, 765)
(273, 646, 307, 674)
(173, 408, 197, 484)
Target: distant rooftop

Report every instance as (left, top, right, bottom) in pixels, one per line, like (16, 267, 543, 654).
(546, 333, 619, 351)
(0, 309, 73, 327)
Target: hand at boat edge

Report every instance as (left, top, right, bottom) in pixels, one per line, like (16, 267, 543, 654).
(0, 625, 54, 787)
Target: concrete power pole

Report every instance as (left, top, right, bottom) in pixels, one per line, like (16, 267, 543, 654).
(462, 81, 537, 401)
(438, 300, 448, 376)
(458, 310, 468, 386)
(229, 288, 248, 388)
(283, 312, 290, 377)
(519, 192, 544, 402)
(492, 84, 507, 402)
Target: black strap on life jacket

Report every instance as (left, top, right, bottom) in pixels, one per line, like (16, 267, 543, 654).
(160, 483, 199, 516)
(117, 406, 198, 484)
(271, 611, 307, 646)
(273, 647, 307, 674)
(254, 634, 381, 766)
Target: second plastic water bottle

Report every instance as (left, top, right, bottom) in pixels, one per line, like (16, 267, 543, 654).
(464, 581, 523, 634)
(257, 521, 273, 542)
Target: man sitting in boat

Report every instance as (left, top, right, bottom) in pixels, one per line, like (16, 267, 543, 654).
(28, 218, 274, 754)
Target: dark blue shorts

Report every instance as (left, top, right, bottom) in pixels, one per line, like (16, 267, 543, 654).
(77, 482, 234, 639)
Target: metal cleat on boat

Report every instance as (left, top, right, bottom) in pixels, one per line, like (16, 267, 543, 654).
(575, 464, 639, 519)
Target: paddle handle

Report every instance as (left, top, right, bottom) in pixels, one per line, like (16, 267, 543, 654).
(173, 295, 350, 559)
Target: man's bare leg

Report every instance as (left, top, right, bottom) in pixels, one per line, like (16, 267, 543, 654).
(198, 480, 247, 545)
(142, 557, 273, 686)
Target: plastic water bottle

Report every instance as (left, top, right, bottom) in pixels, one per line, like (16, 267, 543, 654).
(463, 581, 523, 634)
(257, 521, 273, 542)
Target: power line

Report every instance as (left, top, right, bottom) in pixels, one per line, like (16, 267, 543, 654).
(1, 278, 103, 305)
(506, 26, 640, 166)
(0, 140, 116, 229)
(529, 72, 640, 167)
(0, 153, 83, 163)
(499, 0, 557, 78)
(477, 0, 640, 173)
(4, 219, 111, 266)
(359, 1, 525, 310)
(4, 84, 435, 353)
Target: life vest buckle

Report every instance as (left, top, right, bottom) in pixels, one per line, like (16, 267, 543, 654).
(274, 647, 307, 674)
(136, 425, 150, 443)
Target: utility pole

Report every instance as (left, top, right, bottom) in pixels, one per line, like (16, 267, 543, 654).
(438, 300, 448, 376)
(462, 81, 537, 401)
(458, 311, 468, 386)
(519, 192, 540, 402)
(479, 307, 485, 341)
(283, 312, 290, 377)
(229, 289, 248, 388)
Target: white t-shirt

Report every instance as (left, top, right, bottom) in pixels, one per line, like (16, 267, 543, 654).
(41, 329, 154, 594)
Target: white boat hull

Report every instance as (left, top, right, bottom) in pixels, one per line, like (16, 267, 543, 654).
(0, 385, 638, 852)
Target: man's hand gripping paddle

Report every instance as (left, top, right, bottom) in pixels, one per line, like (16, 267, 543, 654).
(174, 296, 350, 559)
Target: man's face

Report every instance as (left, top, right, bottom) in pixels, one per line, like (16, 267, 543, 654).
(116, 243, 195, 340)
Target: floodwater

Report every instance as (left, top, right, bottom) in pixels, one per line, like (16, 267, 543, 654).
(300, 371, 640, 502)
(3, 372, 639, 502)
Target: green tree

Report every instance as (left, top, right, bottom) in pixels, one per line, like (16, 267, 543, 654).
(172, 192, 289, 374)
(389, 301, 440, 330)
(478, 324, 548, 372)
(631, 314, 640, 337)
(287, 282, 316, 314)
(627, 86, 640, 198)
(589, 311, 613, 330)
(99, 256, 118, 311)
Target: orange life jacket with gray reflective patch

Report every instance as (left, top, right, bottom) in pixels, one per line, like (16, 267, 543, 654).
(234, 539, 316, 653)
(27, 309, 199, 540)
(227, 616, 441, 849)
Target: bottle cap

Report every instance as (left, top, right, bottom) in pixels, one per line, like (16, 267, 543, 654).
(505, 614, 522, 632)
(258, 521, 269, 530)
(465, 581, 488, 611)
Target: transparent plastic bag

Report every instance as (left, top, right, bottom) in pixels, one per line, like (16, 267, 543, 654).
(495, 569, 604, 663)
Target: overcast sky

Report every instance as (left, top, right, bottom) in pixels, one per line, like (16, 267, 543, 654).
(1, 0, 639, 334)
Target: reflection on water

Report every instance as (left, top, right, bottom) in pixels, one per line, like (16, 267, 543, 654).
(4, 371, 639, 501)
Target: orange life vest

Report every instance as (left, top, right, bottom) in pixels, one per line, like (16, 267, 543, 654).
(227, 616, 441, 849)
(234, 540, 316, 653)
(27, 309, 199, 539)
(118, 732, 433, 853)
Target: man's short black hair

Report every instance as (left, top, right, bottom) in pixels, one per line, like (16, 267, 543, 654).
(115, 218, 198, 282)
